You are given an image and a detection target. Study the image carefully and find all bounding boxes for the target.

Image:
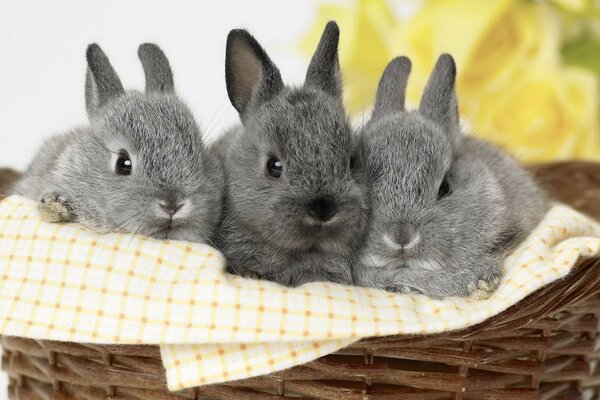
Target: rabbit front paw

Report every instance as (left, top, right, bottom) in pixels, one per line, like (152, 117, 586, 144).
(401, 285, 421, 295)
(466, 271, 502, 300)
(386, 284, 422, 295)
(39, 192, 74, 223)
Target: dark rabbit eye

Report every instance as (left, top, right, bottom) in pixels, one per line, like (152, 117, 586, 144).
(437, 178, 451, 199)
(115, 152, 132, 176)
(266, 157, 283, 178)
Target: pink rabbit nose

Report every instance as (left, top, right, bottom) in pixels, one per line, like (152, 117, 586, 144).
(385, 223, 421, 250)
(159, 202, 184, 216)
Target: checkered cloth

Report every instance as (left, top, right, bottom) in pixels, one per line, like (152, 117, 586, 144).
(0, 195, 599, 390)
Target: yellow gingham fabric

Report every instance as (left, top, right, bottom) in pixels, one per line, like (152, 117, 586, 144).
(1, 195, 600, 390)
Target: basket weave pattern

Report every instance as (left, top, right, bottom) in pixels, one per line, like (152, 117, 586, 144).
(2, 162, 600, 400)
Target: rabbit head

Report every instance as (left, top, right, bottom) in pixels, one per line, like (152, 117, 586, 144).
(222, 22, 369, 254)
(361, 54, 507, 273)
(59, 43, 223, 242)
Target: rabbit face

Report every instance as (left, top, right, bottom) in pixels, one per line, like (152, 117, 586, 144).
(222, 22, 369, 256)
(361, 112, 502, 272)
(21, 43, 225, 243)
(364, 113, 451, 258)
(227, 87, 369, 253)
(67, 92, 222, 242)
(360, 55, 506, 273)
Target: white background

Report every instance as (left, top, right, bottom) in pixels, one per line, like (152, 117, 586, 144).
(0, 0, 336, 171)
(0, 0, 338, 396)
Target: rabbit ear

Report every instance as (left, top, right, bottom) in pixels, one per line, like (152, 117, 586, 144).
(304, 21, 342, 99)
(372, 56, 411, 120)
(225, 29, 284, 119)
(419, 54, 459, 134)
(138, 43, 175, 93)
(85, 44, 125, 116)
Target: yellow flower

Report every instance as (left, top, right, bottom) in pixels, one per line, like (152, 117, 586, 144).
(301, 0, 396, 114)
(551, 0, 598, 13)
(474, 66, 600, 162)
(393, 0, 560, 113)
(381, 0, 600, 163)
(303, 0, 600, 162)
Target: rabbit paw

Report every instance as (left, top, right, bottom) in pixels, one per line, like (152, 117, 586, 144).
(386, 285, 422, 295)
(39, 193, 73, 223)
(467, 273, 501, 300)
(400, 285, 421, 295)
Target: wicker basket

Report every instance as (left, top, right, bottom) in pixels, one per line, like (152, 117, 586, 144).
(2, 161, 600, 400)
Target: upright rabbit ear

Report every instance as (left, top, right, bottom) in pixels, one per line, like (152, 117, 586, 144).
(305, 21, 342, 99)
(225, 29, 284, 120)
(371, 56, 411, 120)
(138, 43, 175, 93)
(85, 44, 125, 117)
(419, 54, 459, 135)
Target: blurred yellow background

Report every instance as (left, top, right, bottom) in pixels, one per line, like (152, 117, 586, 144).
(302, 0, 600, 163)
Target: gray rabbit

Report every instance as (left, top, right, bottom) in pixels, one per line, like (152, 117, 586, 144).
(354, 55, 548, 298)
(215, 22, 370, 286)
(13, 43, 223, 243)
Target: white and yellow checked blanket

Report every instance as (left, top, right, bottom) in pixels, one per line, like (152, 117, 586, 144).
(1, 195, 600, 390)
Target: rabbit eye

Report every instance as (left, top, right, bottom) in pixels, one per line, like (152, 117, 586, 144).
(437, 178, 451, 199)
(115, 152, 132, 176)
(266, 157, 283, 178)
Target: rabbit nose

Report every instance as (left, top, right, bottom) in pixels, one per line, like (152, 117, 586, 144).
(308, 198, 337, 222)
(159, 202, 184, 216)
(386, 223, 420, 250)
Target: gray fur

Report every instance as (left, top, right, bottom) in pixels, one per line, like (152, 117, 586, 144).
(138, 43, 175, 93)
(224, 29, 284, 120)
(85, 44, 125, 117)
(354, 55, 548, 298)
(371, 56, 410, 119)
(216, 22, 370, 286)
(305, 21, 342, 99)
(14, 43, 223, 243)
